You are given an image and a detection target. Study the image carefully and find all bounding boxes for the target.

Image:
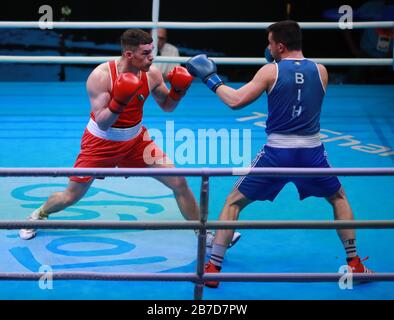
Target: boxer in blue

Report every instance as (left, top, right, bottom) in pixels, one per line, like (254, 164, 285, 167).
(186, 20, 372, 288)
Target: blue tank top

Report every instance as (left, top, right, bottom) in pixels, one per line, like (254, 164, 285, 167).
(266, 59, 325, 135)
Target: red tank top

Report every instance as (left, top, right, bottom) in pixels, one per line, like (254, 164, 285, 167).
(90, 60, 150, 128)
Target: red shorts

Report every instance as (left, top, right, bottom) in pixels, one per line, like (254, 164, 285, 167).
(70, 126, 166, 183)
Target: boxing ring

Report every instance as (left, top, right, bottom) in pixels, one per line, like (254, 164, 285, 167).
(0, 1, 394, 300)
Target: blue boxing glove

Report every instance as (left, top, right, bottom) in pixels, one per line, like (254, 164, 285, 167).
(185, 54, 224, 92)
(264, 47, 275, 63)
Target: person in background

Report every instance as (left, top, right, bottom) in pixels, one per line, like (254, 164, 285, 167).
(152, 28, 180, 81)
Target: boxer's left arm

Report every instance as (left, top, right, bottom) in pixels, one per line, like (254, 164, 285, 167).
(317, 63, 328, 91)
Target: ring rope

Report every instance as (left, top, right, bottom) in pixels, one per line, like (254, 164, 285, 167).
(0, 56, 391, 66)
(0, 21, 393, 29)
(0, 167, 393, 177)
(1, 19, 392, 67)
(1, 220, 394, 230)
(0, 272, 393, 282)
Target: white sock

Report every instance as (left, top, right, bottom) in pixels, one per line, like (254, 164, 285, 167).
(343, 239, 357, 258)
(30, 206, 48, 220)
(209, 244, 227, 268)
(194, 229, 213, 235)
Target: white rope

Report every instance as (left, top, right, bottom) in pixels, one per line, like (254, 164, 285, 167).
(0, 55, 391, 66)
(1, 271, 393, 283)
(0, 56, 117, 64)
(0, 167, 393, 177)
(1, 220, 394, 230)
(0, 21, 393, 29)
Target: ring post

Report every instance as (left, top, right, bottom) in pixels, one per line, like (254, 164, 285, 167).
(151, 0, 160, 57)
(194, 174, 209, 300)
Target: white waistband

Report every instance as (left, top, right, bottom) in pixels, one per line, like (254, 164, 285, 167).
(87, 119, 142, 141)
(266, 133, 321, 148)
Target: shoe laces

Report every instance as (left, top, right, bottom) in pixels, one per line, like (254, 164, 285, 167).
(349, 256, 372, 273)
(360, 256, 369, 263)
(359, 257, 373, 273)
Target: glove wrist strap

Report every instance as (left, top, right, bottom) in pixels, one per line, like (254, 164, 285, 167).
(108, 99, 125, 114)
(205, 74, 224, 92)
(169, 87, 183, 101)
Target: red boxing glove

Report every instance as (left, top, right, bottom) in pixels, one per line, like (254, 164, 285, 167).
(108, 73, 143, 114)
(167, 66, 193, 101)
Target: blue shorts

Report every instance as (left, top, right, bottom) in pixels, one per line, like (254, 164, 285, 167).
(236, 144, 341, 201)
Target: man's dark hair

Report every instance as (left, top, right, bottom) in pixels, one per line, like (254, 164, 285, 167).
(267, 20, 302, 51)
(121, 29, 152, 52)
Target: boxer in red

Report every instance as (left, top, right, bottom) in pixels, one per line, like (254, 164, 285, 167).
(19, 29, 198, 240)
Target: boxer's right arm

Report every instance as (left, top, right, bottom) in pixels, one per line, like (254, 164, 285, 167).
(215, 64, 275, 109)
(186, 54, 224, 92)
(108, 73, 142, 113)
(87, 68, 142, 131)
(186, 54, 274, 109)
(87, 68, 117, 130)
